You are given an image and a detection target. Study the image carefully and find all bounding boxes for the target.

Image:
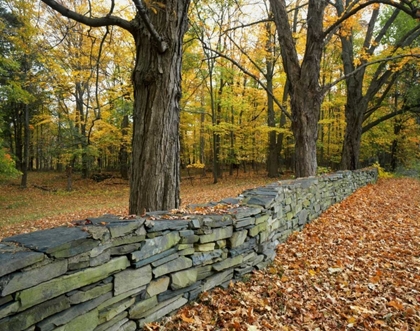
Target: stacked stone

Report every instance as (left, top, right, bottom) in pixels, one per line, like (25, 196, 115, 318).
(0, 168, 377, 331)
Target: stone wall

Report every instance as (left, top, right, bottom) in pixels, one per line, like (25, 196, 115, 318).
(0, 168, 377, 331)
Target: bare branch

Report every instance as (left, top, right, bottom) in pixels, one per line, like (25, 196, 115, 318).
(323, 53, 420, 93)
(324, 0, 418, 38)
(40, 0, 133, 31)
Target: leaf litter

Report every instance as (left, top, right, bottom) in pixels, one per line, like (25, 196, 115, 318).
(146, 178, 420, 331)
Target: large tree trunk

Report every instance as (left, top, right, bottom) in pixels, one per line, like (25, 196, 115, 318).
(129, 1, 190, 214)
(291, 83, 321, 177)
(270, 0, 326, 178)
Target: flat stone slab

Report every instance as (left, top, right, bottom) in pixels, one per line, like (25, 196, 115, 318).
(0, 247, 45, 277)
(3, 227, 98, 258)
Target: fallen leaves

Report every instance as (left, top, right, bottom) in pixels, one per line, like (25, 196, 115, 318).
(148, 178, 420, 330)
(0, 172, 274, 240)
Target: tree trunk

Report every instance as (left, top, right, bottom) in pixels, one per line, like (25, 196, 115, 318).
(270, 0, 326, 178)
(20, 103, 30, 188)
(291, 85, 321, 177)
(119, 114, 129, 180)
(129, 1, 190, 214)
(340, 100, 365, 170)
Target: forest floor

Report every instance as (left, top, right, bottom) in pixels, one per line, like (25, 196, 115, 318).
(150, 177, 420, 331)
(0, 170, 278, 240)
(1, 173, 419, 330)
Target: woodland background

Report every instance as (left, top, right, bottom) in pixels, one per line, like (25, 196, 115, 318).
(0, 0, 419, 184)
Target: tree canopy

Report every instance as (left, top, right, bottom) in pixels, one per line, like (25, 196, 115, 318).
(0, 0, 419, 209)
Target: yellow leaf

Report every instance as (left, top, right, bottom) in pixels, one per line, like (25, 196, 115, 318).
(347, 316, 357, 324)
(308, 269, 317, 276)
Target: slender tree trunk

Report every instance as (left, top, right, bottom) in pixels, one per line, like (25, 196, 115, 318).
(20, 103, 30, 188)
(119, 114, 129, 180)
(129, 1, 190, 214)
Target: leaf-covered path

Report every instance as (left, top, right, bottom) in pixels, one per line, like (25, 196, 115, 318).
(149, 178, 420, 331)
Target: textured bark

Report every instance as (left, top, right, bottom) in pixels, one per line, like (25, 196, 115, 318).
(129, 1, 190, 213)
(270, 0, 326, 177)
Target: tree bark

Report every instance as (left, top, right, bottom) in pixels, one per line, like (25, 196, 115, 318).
(270, 0, 326, 177)
(129, 1, 190, 213)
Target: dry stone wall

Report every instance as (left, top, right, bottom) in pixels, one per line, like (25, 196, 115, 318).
(0, 168, 377, 331)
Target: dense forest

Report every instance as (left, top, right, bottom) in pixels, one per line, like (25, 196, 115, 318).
(0, 0, 419, 206)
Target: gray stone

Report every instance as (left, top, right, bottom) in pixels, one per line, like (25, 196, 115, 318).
(234, 217, 255, 229)
(138, 296, 188, 327)
(227, 230, 247, 248)
(130, 232, 180, 261)
(0, 295, 70, 331)
(146, 277, 170, 297)
(199, 226, 233, 244)
(129, 296, 158, 319)
(202, 216, 233, 228)
(178, 247, 195, 256)
(246, 196, 274, 208)
(0, 250, 45, 278)
(17, 256, 129, 310)
(229, 237, 257, 257)
(187, 285, 203, 301)
(151, 252, 179, 267)
(230, 207, 262, 219)
(145, 219, 189, 232)
(196, 243, 215, 252)
(298, 209, 309, 225)
(93, 312, 128, 331)
(189, 218, 202, 229)
(0, 300, 19, 320)
(52, 308, 98, 331)
(90, 250, 111, 267)
(37, 292, 111, 331)
(98, 297, 135, 324)
(0, 294, 12, 306)
(220, 197, 241, 205)
(132, 248, 178, 269)
(68, 282, 113, 305)
(110, 243, 142, 256)
(111, 234, 146, 248)
(157, 282, 201, 302)
(153, 257, 192, 278)
(106, 220, 143, 238)
(114, 265, 152, 296)
(213, 255, 243, 272)
(100, 317, 136, 331)
(249, 222, 267, 237)
(3, 227, 98, 258)
(171, 269, 198, 290)
(191, 250, 223, 266)
(196, 265, 213, 280)
(203, 269, 233, 292)
(90, 243, 112, 258)
(0, 259, 67, 296)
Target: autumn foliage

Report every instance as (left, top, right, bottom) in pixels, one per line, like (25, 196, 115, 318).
(146, 178, 420, 331)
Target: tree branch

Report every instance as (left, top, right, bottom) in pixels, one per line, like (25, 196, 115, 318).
(202, 44, 292, 121)
(40, 0, 133, 32)
(323, 53, 420, 93)
(131, 0, 168, 53)
(324, 0, 419, 38)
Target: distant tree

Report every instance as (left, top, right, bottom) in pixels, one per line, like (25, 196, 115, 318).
(269, 0, 420, 177)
